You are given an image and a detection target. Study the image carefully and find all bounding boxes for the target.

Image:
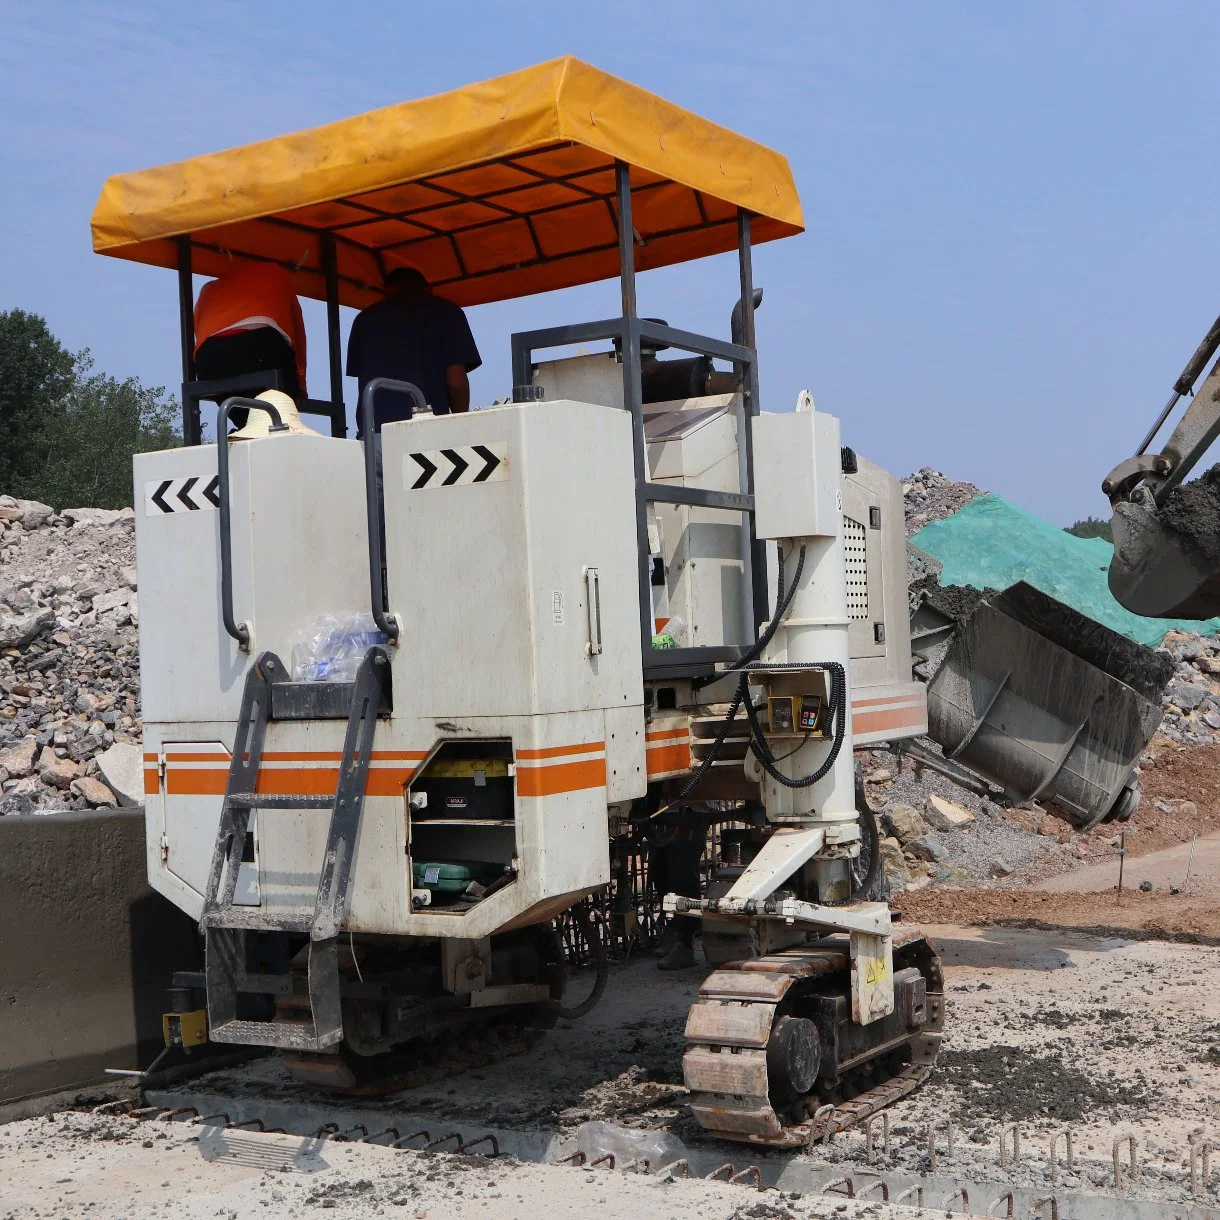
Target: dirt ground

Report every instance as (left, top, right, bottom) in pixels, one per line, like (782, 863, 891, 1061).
(5, 926, 1220, 1214)
(896, 741, 1220, 940)
(1111, 741, 1220, 855)
(901, 886, 1220, 940)
(0, 1111, 898, 1220)
(117, 930, 1220, 1168)
(1013, 740, 1220, 885)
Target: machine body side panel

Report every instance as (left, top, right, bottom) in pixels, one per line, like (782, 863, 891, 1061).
(381, 400, 644, 724)
(145, 707, 629, 937)
(133, 436, 370, 726)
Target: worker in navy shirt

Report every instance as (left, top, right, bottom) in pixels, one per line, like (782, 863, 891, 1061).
(347, 265, 482, 433)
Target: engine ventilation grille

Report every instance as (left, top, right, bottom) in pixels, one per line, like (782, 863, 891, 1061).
(844, 516, 869, 620)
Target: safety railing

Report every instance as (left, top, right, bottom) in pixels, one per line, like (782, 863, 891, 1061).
(358, 377, 428, 644)
(216, 397, 288, 651)
(510, 314, 765, 681)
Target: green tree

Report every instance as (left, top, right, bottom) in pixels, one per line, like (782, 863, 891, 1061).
(1065, 515, 1113, 542)
(0, 310, 180, 509)
(0, 309, 77, 496)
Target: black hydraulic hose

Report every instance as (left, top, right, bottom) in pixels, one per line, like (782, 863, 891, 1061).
(816, 794, 882, 907)
(730, 544, 806, 672)
(692, 544, 805, 693)
(548, 904, 608, 1020)
(853, 783, 883, 899)
(740, 660, 847, 789)
(677, 679, 747, 799)
(679, 544, 807, 798)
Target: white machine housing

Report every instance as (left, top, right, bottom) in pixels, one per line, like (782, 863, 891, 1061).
(135, 399, 646, 942)
(535, 350, 926, 745)
(135, 362, 924, 974)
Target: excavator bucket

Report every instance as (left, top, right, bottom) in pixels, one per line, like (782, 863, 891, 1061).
(1109, 496, 1220, 620)
(923, 582, 1169, 830)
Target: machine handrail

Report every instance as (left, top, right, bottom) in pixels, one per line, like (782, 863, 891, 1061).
(216, 397, 288, 651)
(360, 378, 428, 645)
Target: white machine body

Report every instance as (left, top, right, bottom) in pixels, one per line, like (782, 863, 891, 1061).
(136, 374, 924, 973)
(136, 400, 644, 941)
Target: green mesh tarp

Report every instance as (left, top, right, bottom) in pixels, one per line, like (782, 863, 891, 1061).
(912, 493, 1220, 647)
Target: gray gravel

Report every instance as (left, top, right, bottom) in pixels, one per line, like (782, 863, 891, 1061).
(864, 743, 1068, 889)
(0, 499, 142, 813)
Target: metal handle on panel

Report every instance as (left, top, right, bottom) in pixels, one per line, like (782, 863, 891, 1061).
(359, 378, 427, 645)
(585, 567, 603, 657)
(216, 397, 288, 651)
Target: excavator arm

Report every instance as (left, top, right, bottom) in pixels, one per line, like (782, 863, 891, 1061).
(1105, 314, 1220, 618)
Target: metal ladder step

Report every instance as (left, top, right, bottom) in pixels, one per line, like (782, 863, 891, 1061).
(200, 646, 391, 1054)
(200, 910, 312, 934)
(207, 1017, 343, 1051)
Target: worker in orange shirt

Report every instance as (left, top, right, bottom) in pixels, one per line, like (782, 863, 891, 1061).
(193, 263, 308, 428)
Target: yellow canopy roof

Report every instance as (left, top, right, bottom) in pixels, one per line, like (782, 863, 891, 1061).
(91, 57, 803, 309)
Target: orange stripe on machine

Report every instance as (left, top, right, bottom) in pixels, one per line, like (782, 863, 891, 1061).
(159, 760, 425, 797)
(514, 741, 607, 796)
(852, 705, 926, 735)
(515, 741, 605, 761)
(646, 742, 691, 775)
(156, 744, 609, 799)
(851, 693, 922, 711)
(161, 749, 428, 764)
(645, 726, 689, 743)
(515, 757, 607, 797)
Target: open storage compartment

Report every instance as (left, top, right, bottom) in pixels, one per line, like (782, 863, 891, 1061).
(407, 740, 518, 911)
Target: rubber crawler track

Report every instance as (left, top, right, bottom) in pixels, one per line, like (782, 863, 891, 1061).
(683, 927, 944, 1148)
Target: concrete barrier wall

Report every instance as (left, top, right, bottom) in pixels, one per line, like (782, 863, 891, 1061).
(0, 809, 201, 1104)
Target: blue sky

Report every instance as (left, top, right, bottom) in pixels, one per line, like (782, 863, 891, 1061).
(4, 1, 1219, 524)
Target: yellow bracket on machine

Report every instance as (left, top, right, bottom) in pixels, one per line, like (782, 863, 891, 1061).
(163, 1009, 208, 1049)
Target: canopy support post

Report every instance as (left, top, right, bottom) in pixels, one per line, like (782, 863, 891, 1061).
(736, 210, 757, 360)
(323, 234, 346, 437)
(736, 208, 768, 643)
(616, 161, 638, 319)
(177, 236, 199, 445)
(616, 162, 655, 671)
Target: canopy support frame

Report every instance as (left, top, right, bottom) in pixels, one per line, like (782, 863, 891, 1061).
(177, 237, 198, 444)
(737, 210, 769, 641)
(323, 234, 347, 438)
(509, 170, 769, 682)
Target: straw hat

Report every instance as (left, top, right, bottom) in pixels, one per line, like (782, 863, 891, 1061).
(228, 390, 320, 440)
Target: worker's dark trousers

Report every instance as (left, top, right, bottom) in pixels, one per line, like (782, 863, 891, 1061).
(196, 328, 299, 428)
(652, 831, 703, 946)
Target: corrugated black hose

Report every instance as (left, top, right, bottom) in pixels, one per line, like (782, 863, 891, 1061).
(678, 544, 807, 800)
(547, 903, 608, 1020)
(740, 660, 847, 789)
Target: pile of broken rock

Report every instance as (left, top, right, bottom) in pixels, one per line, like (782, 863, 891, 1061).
(1155, 629, 1220, 747)
(872, 784, 982, 895)
(902, 466, 983, 537)
(0, 495, 144, 815)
